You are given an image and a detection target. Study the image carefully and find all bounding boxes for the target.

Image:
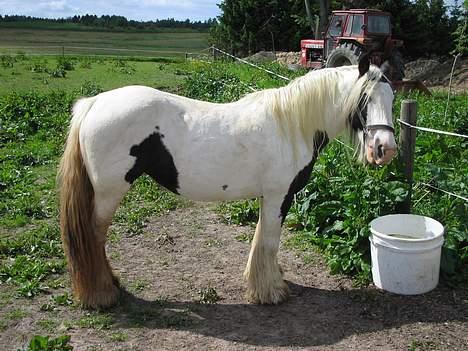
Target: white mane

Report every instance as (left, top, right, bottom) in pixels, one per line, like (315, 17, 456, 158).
(242, 65, 383, 154)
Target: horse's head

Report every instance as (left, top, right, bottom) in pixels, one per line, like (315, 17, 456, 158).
(351, 56, 397, 165)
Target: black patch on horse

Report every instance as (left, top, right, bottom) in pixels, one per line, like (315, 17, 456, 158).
(222, 185, 228, 191)
(279, 130, 329, 224)
(125, 128, 179, 194)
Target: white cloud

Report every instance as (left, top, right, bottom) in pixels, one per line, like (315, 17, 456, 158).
(141, 0, 191, 6)
(45, 1, 66, 10)
(39, 0, 76, 12)
(0, 0, 220, 20)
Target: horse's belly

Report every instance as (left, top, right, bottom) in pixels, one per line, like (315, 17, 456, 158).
(177, 168, 262, 201)
(169, 133, 267, 201)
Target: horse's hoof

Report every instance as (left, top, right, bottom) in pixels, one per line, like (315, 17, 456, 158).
(76, 283, 121, 310)
(246, 281, 289, 305)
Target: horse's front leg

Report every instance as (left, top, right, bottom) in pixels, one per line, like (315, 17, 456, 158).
(244, 195, 289, 304)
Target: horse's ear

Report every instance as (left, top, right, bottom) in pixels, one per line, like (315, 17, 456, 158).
(380, 60, 391, 78)
(358, 53, 370, 78)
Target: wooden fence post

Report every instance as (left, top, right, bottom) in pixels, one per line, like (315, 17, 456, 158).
(399, 99, 418, 213)
(212, 46, 217, 61)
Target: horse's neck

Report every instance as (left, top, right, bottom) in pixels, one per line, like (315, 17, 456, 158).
(309, 70, 356, 140)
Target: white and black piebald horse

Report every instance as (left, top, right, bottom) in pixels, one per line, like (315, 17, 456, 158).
(58, 55, 396, 308)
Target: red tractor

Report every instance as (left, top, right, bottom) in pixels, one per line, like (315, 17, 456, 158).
(300, 9, 405, 81)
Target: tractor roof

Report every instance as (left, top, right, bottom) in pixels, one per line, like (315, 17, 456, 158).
(332, 9, 390, 16)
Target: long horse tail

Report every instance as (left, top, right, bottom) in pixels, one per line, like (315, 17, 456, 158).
(58, 97, 119, 308)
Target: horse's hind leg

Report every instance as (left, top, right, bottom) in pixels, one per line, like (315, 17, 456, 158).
(65, 183, 126, 309)
(244, 195, 289, 304)
(81, 188, 129, 308)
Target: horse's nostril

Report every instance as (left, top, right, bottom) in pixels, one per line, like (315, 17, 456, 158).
(377, 145, 384, 159)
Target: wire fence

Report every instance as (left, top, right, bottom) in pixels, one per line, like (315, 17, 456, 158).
(398, 119, 468, 139)
(211, 46, 291, 81)
(1, 45, 198, 58)
(396, 54, 466, 202)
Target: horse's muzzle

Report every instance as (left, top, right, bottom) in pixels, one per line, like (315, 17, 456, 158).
(367, 145, 397, 165)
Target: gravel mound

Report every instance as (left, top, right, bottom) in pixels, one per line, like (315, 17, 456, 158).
(405, 57, 467, 89)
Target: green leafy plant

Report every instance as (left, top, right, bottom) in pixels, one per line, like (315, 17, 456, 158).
(56, 57, 75, 71)
(1, 55, 16, 68)
(111, 59, 136, 75)
(49, 68, 66, 78)
(22, 335, 73, 351)
(217, 200, 259, 226)
(285, 143, 408, 284)
(0, 225, 66, 297)
(79, 81, 103, 96)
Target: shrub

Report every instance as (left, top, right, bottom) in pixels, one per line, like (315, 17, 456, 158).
(0, 55, 15, 68)
(56, 57, 75, 71)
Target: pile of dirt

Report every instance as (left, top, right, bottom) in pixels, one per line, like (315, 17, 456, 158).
(275, 51, 301, 65)
(404, 56, 467, 89)
(245, 51, 277, 63)
(245, 51, 301, 65)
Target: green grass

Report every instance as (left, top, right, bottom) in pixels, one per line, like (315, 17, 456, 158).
(0, 54, 190, 95)
(37, 318, 60, 333)
(5, 308, 28, 321)
(0, 55, 190, 299)
(0, 27, 209, 57)
(78, 313, 114, 330)
(109, 331, 128, 342)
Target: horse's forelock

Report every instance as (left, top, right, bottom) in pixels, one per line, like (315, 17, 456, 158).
(345, 66, 385, 162)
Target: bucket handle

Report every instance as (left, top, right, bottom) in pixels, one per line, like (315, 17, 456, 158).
(369, 236, 444, 254)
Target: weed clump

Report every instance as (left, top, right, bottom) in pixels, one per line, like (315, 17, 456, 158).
(198, 286, 221, 304)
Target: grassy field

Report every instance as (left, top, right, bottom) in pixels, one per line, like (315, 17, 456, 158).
(0, 55, 191, 95)
(0, 20, 209, 33)
(0, 51, 466, 349)
(0, 27, 209, 57)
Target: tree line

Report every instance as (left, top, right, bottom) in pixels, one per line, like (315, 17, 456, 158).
(0, 15, 216, 31)
(210, 0, 467, 58)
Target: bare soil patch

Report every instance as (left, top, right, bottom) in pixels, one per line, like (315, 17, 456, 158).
(1, 203, 467, 350)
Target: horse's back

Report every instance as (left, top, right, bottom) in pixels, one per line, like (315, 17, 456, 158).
(77, 85, 283, 201)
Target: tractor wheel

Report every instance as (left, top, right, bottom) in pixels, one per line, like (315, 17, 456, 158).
(388, 50, 405, 81)
(326, 43, 362, 68)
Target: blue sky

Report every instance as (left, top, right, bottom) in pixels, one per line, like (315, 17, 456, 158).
(0, 0, 222, 21)
(0, 1, 461, 22)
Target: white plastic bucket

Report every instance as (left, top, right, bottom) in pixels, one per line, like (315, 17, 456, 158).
(369, 214, 444, 295)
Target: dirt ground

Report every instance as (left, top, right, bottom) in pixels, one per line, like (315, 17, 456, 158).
(1, 202, 467, 351)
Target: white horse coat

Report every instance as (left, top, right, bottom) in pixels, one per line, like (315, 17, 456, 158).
(59, 59, 396, 308)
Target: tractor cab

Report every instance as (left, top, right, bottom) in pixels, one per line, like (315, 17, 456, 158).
(300, 9, 404, 81)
